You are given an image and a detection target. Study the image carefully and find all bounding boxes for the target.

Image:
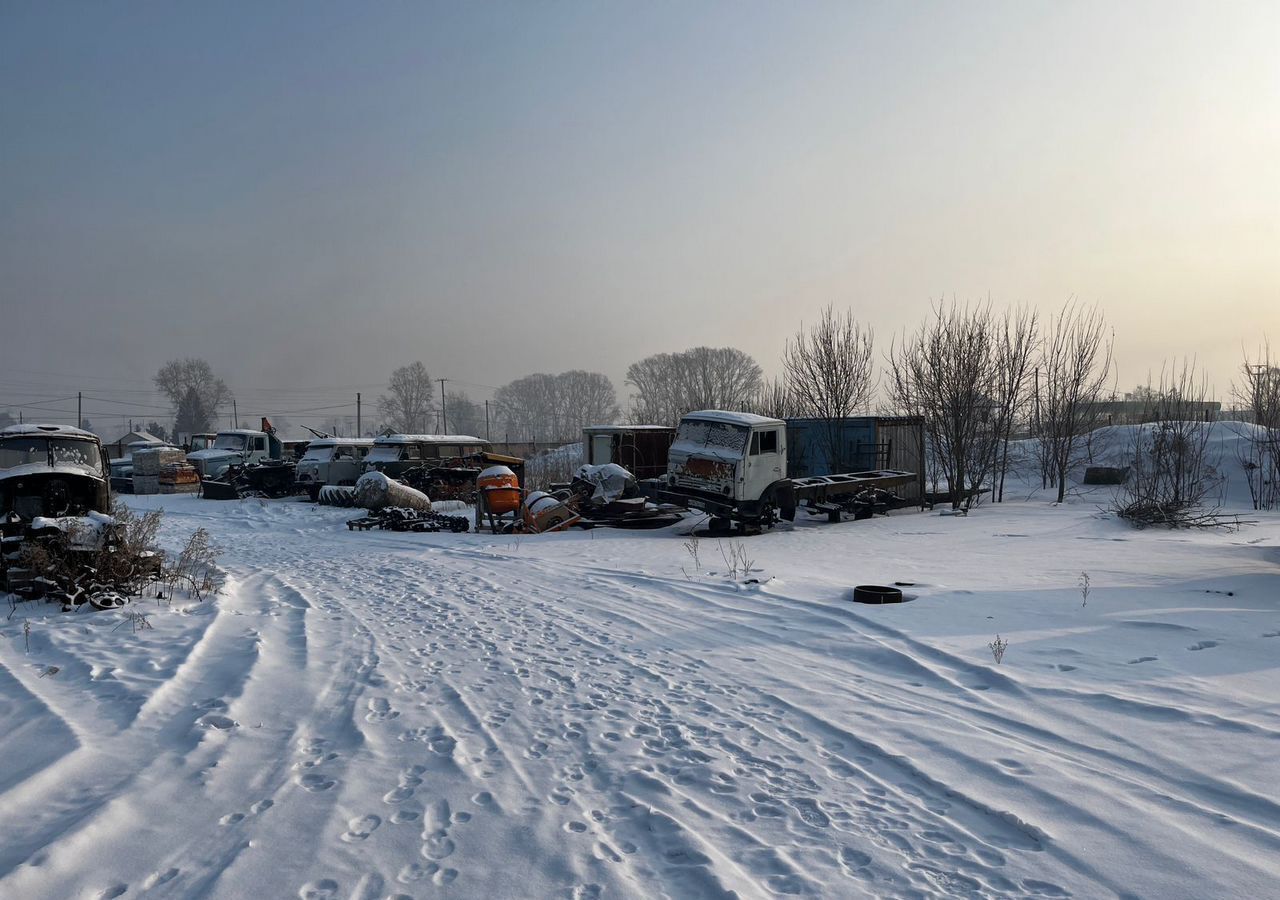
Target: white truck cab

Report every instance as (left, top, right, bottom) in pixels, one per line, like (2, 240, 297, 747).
(663, 411, 790, 527)
(186, 429, 273, 480)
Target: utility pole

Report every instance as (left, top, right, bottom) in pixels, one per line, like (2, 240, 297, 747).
(77, 392, 82, 429)
(356, 393, 362, 436)
(437, 378, 448, 433)
(232, 398, 239, 429)
(484, 400, 490, 441)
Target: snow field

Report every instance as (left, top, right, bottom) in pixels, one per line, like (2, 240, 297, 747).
(0, 473, 1276, 899)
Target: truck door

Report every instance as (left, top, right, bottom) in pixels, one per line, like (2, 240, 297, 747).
(591, 434, 612, 466)
(746, 427, 784, 499)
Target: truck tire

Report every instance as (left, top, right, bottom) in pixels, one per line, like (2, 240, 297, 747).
(853, 585, 904, 604)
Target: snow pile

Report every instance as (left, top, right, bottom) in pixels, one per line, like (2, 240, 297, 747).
(1009, 420, 1270, 507)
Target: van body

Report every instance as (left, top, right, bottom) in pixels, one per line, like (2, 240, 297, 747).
(295, 438, 373, 499)
(363, 434, 490, 480)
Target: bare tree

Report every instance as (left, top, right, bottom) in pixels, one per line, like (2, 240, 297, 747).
(1033, 302, 1114, 503)
(1114, 359, 1226, 527)
(887, 303, 1037, 510)
(492, 371, 620, 443)
(1234, 339, 1280, 510)
(750, 377, 799, 419)
(992, 306, 1039, 501)
(445, 391, 485, 438)
(154, 358, 231, 436)
(378, 361, 435, 433)
(783, 306, 876, 472)
(626, 347, 763, 425)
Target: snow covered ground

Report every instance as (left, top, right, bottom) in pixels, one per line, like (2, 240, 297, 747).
(1, 445, 1278, 898)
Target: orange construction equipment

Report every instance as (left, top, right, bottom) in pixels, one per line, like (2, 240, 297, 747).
(477, 465, 521, 515)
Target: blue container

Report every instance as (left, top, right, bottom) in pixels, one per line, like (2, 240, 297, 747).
(784, 418, 881, 478)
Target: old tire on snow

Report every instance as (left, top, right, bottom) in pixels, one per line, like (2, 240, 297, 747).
(852, 585, 904, 604)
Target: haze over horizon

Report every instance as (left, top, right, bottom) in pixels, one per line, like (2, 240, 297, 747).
(3, 1, 1277, 432)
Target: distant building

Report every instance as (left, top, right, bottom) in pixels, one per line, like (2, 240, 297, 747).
(104, 429, 167, 459)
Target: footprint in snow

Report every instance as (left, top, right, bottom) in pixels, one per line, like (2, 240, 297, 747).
(1127, 656, 1158, 665)
(199, 714, 238, 730)
(1187, 641, 1219, 651)
(297, 879, 340, 900)
(142, 868, 180, 890)
(219, 812, 245, 826)
(365, 698, 399, 722)
(341, 814, 382, 842)
(299, 773, 336, 792)
(95, 885, 128, 900)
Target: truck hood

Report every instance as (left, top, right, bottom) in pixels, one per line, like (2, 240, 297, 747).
(187, 449, 241, 463)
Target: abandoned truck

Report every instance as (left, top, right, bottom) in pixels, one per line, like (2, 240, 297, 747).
(191, 419, 297, 499)
(643, 411, 923, 533)
(294, 437, 373, 500)
(187, 428, 276, 481)
(0, 425, 117, 591)
(363, 434, 490, 481)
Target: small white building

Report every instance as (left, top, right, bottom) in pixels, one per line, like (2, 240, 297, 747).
(104, 429, 166, 460)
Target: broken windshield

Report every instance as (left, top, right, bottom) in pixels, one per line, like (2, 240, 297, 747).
(674, 420, 749, 454)
(0, 437, 102, 474)
(0, 437, 49, 470)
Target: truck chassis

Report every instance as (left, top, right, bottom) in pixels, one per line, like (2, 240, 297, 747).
(648, 468, 918, 533)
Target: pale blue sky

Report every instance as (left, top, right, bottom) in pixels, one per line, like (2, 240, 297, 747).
(2, 1, 1276, 424)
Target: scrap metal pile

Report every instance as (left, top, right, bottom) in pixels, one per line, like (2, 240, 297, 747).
(200, 460, 297, 500)
(558, 464, 684, 530)
(346, 507, 470, 533)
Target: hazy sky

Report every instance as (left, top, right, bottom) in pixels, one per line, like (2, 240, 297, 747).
(2, 1, 1277, 431)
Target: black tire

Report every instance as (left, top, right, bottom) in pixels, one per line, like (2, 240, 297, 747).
(852, 585, 904, 604)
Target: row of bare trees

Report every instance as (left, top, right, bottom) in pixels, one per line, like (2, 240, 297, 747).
(625, 347, 764, 426)
(491, 370, 621, 443)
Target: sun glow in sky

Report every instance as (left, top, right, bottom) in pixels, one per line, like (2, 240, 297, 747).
(2, 1, 1276, 410)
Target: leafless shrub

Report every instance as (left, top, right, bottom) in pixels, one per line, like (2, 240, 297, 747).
(165, 528, 222, 601)
(1032, 302, 1114, 502)
(1113, 360, 1228, 528)
(717, 541, 755, 580)
(683, 535, 701, 571)
(95, 503, 164, 596)
(1078, 571, 1090, 607)
(1234, 339, 1280, 510)
(784, 306, 877, 472)
(112, 611, 154, 633)
(988, 634, 1008, 664)
(888, 302, 1037, 510)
